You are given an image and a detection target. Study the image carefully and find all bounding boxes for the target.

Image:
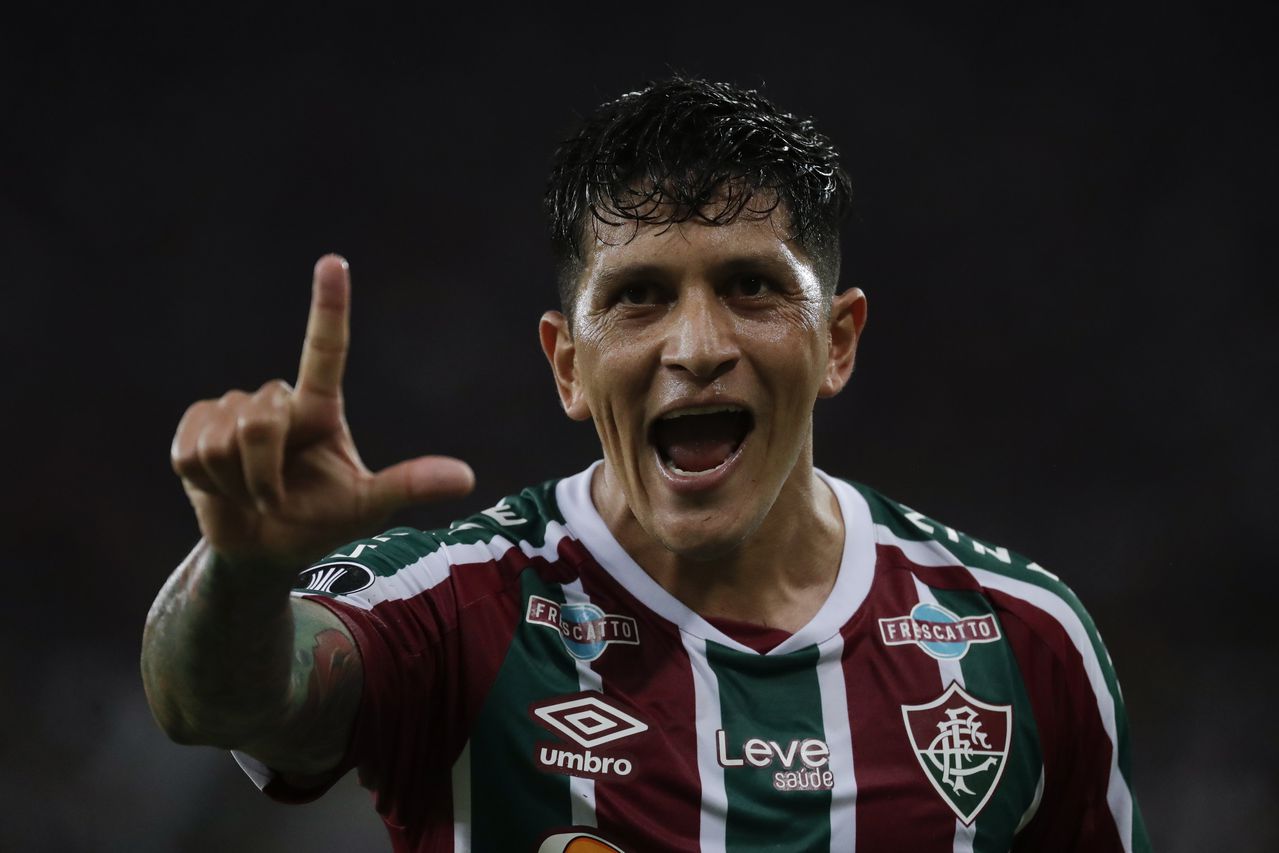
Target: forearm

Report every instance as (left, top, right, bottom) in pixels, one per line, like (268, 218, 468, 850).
(141, 539, 297, 748)
(146, 257, 457, 779)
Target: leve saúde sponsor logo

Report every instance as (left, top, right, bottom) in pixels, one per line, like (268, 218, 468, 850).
(526, 594, 640, 661)
(531, 693, 648, 780)
(716, 730, 835, 792)
(879, 602, 1002, 660)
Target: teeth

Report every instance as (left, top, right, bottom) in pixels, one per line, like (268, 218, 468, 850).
(660, 405, 745, 420)
(664, 457, 732, 477)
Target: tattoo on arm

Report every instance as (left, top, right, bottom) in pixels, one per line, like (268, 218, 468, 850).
(254, 601, 363, 776)
(290, 626, 360, 728)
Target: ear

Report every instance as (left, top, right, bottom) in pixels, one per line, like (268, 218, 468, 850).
(539, 311, 592, 421)
(818, 287, 868, 399)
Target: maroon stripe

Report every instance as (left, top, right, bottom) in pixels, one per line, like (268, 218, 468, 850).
(577, 559, 703, 852)
(840, 549, 962, 852)
(984, 591, 1124, 853)
(878, 544, 982, 593)
(704, 614, 792, 653)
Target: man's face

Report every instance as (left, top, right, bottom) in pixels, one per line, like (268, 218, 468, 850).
(541, 210, 865, 561)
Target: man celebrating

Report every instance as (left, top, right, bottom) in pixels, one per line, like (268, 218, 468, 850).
(142, 79, 1150, 852)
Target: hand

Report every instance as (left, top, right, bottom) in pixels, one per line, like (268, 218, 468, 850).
(170, 255, 475, 572)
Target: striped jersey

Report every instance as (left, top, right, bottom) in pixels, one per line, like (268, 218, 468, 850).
(235, 463, 1150, 853)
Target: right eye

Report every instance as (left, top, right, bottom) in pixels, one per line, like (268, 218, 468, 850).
(618, 283, 658, 305)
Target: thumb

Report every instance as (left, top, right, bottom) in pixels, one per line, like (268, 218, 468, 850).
(368, 455, 476, 516)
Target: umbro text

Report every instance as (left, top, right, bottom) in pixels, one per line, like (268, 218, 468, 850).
(537, 746, 634, 778)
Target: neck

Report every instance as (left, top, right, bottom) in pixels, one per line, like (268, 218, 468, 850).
(591, 451, 845, 634)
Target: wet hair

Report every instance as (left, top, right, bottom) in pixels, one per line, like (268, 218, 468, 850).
(545, 76, 853, 317)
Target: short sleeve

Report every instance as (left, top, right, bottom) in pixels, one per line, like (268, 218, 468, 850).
(232, 527, 463, 812)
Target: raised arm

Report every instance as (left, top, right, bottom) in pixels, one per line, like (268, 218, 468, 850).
(141, 256, 474, 778)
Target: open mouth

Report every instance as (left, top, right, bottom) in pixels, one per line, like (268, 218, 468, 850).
(650, 405, 754, 476)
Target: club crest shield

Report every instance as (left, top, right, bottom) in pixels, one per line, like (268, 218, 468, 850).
(901, 682, 1012, 825)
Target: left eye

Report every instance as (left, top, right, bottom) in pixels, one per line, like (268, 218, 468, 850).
(731, 276, 769, 297)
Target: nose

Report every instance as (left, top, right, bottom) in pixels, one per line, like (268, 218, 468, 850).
(660, 286, 740, 381)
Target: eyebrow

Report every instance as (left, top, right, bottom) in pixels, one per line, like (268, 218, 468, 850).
(593, 263, 669, 290)
(592, 252, 796, 289)
(714, 253, 796, 278)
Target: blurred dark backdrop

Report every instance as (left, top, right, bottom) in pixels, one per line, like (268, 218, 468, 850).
(1, 3, 1274, 851)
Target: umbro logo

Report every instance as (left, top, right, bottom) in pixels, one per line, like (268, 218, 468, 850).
(534, 694, 648, 748)
(531, 693, 648, 779)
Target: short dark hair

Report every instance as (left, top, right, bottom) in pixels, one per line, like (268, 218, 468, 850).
(545, 77, 853, 317)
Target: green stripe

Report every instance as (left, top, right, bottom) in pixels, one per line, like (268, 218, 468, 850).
(931, 588, 1042, 853)
(852, 484, 932, 543)
(469, 571, 579, 851)
(447, 477, 566, 549)
(1132, 797, 1152, 853)
(706, 642, 831, 852)
(311, 478, 566, 578)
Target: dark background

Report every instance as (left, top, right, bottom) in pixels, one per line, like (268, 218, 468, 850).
(2, 3, 1273, 851)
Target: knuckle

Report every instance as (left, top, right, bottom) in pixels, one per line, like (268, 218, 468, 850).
(171, 449, 200, 478)
(216, 389, 250, 409)
(196, 422, 236, 464)
(237, 412, 281, 444)
(177, 399, 213, 431)
(259, 378, 293, 396)
(260, 380, 294, 410)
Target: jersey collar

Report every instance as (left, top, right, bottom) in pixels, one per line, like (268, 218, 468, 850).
(555, 461, 876, 656)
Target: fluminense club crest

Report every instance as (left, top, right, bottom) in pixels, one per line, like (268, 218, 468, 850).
(901, 682, 1012, 825)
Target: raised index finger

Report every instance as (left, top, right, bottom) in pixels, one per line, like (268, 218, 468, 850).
(296, 254, 351, 399)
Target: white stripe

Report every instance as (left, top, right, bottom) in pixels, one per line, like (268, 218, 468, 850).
(452, 741, 471, 852)
(815, 633, 856, 852)
(1016, 768, 1045, 834)
(912, 579, 967, 689)
(230, 750, 272, 791)
(291, 525, 573, 611)
(683, 634, 728, 853)
(874, 527, 967, 570)
(562, 579, 602, 827)
(881, 526, 1134, 852)
(912, 580, 973, 853)
(952, 818, 976, 852)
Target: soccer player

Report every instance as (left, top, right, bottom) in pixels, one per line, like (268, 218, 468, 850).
(142, 78, 1151, 852)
